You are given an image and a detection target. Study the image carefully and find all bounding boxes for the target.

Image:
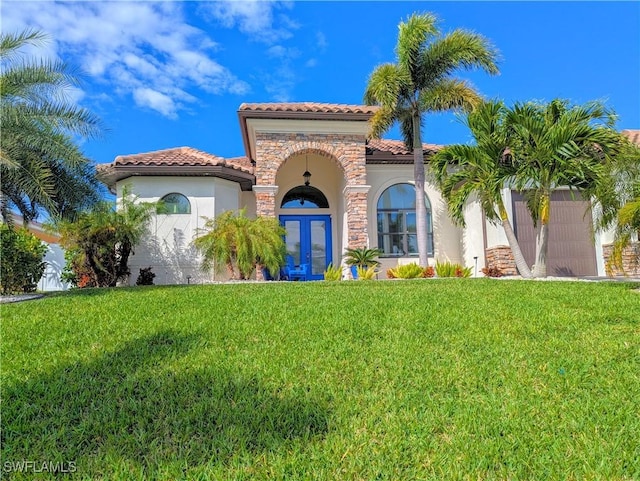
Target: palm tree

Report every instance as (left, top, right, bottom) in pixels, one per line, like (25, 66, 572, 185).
(0, 30, 102, 223)
(591, 137, 640, 273)
(506, 99, 623, 277)
(57, 192, 155, 287)
(431, 100, 533, 277)
(194, 209, 286, 280)
(364, 12, 499, 266)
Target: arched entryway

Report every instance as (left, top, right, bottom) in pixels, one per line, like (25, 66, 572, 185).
(276, 153, 339, 280)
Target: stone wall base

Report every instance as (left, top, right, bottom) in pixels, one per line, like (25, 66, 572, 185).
(485, 245, 518, 276)
(603, 242, 640, 276)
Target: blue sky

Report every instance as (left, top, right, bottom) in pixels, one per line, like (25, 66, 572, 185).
(3, 1, 639, 165)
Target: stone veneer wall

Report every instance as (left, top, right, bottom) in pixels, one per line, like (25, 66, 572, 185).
(253, 132, 369, 249)
(484, 245, 518, 276)
(602, 242, 640, 276)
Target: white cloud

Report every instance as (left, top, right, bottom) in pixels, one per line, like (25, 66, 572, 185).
(316, 31, 328, 52)
(133, 88, 177, 118)
(0, 1, 249, 118)
(201, 0, 296, 44)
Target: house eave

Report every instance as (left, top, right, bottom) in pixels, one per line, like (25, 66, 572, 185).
(98, 165, 256, 192)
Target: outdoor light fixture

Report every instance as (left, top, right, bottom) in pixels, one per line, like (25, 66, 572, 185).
(303, 155, 311, 186)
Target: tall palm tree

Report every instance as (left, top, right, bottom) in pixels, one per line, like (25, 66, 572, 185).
(0, 30, 102, 223)
(364, 12, 499, 266)
(506, 99, 622, 277)
(431, 100, 533, 277)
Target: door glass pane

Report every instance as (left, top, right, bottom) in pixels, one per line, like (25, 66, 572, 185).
(310, 220, 327, 276)
(284, 220, 301, 265)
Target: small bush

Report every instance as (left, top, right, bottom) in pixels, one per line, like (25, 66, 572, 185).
(435, 260, 471, 278)
(323, 263, 342, 281)
(356, 265, 377, 280)
(0, 224, 47, 294)
(387, 263, 423, 279)
(136, 267, 156, 285)
(482, 266, 504, 278)
(422, 266, 435, 278)
(386, 268, 396, 279)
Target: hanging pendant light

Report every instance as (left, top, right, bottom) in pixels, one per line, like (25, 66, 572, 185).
(303, 154, 311, 186)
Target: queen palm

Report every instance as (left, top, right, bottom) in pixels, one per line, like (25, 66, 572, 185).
(0, 30, 102, 222)
(506, 99, 622, 277)
(364, 12, 499, 266)
(431, 100, 533, 277)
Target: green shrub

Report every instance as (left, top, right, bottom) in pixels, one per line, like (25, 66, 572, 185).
(356, 265, 377, 280)
(323, 263, 342, 281)
(387, 263, 423, 279)
(136, 267, 156, 286)
(0, 223, 47, 294)
(435, 260, 472, 278)
(343, 247, 381, 268)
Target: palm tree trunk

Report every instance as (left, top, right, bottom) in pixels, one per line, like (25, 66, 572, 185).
(532, 191, 551, 278)
(413, 111, 429, 267)
(498, 201, 533, 278)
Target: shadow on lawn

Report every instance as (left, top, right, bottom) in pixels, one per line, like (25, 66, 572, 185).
(2, 331, 330, 476)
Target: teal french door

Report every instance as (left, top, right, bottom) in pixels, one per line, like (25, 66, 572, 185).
(279, 215, 332, 281)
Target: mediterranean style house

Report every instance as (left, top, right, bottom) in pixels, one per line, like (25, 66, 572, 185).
(97, 103, 639, 284)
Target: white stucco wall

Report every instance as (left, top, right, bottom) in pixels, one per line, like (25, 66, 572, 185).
(37, 243, 70, 291)
(117, 176, 242, 285)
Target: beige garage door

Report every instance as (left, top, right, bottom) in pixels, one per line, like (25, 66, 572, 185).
(512, 190, 597, 277)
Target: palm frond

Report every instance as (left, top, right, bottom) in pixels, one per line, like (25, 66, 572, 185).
(396, 13, 438, 83)
(419, 78, 482, 113)
(417, 28, 499, 89)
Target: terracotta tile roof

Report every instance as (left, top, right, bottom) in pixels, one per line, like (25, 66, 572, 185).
(366, 138, 443, 156)
(622, 129, 640, 145)
(239, 102, 379, 115)
(112, 147, 253, 173)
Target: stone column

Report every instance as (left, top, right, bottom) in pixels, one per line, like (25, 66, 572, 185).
(252, 185, 279, 218)
(252, 185, 279, 281)
(343, 184, 371, 249)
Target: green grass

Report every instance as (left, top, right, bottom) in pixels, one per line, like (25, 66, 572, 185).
(2, 280, 639, 480)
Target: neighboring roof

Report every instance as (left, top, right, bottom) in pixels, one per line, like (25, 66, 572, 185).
(97, 147, 255, 192)
(6, 214, 60, 244)
(622, 129, 640, 145)
(239, 102, 379, 116)
(366, 139, 443, 163)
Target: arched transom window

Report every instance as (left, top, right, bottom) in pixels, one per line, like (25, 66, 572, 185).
(281, 186, 329, 209)
(377, 183, 433, 257)
(158, 193, 191, 214)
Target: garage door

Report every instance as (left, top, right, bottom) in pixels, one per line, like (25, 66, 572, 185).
(512, 190, 597, 276)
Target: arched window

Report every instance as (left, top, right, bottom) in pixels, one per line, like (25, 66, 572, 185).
(158, 193, 191, 214)
(281, 186, 329, 208)
(377, 183, 433, 257)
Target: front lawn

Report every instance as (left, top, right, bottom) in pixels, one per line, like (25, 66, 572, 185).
(2, 280, 639, 480)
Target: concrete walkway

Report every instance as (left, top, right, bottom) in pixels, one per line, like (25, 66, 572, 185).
(0, 293, 44, 304)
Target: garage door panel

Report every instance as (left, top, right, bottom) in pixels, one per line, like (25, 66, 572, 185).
(512, 191, 597, 277)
